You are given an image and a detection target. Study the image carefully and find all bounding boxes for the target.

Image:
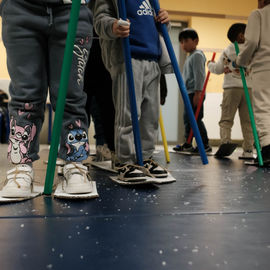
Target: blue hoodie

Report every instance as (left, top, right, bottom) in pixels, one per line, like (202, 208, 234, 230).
(126, 0, 161, 61)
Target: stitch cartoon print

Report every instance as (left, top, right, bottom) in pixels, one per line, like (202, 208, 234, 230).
(8, 117, 37, 164)
(65, 122, 89, 162)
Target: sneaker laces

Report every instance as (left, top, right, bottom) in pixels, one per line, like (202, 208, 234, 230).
(64, 163, 91, 183)
(143, 159, 168, 177)
(117, 163, 149, 176)
(5, 165, 33, 189)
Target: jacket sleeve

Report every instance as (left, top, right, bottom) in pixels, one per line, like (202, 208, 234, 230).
(208, 51, 225, 74)
(90, 0, 118, 40)
(193, 53, 206, 91)
(236, 10, 260, 67)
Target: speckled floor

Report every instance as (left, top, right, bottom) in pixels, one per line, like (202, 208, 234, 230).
(0, 144, 270, 270)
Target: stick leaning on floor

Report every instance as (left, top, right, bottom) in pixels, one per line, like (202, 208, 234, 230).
(44, 0, 81, 195)
(118, 0, 144, 166)
(150, 0, 208, 165)
(234, 42, 263, 166)
(159, 107, 170, 163)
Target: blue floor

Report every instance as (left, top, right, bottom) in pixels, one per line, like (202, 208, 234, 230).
(0, 146, 270, 270)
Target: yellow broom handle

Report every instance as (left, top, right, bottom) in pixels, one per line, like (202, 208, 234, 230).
(159, 107, 170, 163)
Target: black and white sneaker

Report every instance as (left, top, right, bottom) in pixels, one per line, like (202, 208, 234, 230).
(143, 159, 168, 178)
(117, 164, 147, 182)
(204, 145, 212, 153)
(192, 145, 212, 153)
(173, 143, 193, 152)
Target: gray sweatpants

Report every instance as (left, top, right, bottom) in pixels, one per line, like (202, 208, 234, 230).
(1, 0, 92, 163)
(112, 59, 160, 164)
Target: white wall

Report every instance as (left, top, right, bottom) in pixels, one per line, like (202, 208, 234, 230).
(158, 26, 185, 144)
(0, 79, 10, 95)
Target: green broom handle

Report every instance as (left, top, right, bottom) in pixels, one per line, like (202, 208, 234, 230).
(44, 0, 81, 195)
(234, 42, 263, 166)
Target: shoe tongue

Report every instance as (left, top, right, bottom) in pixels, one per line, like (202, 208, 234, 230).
(17, 164, 31, 170)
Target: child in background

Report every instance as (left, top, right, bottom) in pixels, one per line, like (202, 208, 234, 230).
(174, 28, 211, 153)
(90, 0, 172, 181)
(208, 23, 253, 159)
(0, 0, 93, 197)
(89, 97, 112, 161)
(84, 29, 114, 162)
(236, 0, 270, 165)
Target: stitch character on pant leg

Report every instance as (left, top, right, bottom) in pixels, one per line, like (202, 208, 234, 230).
(7, 117, 37, 164)
(65, 121, 89, 162)
(0, 0, 94, 199)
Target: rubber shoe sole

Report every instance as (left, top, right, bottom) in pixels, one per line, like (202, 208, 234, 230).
(1, 185, 32, 198)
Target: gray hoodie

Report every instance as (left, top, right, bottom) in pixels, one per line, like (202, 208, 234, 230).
(89, 0, 172, 76)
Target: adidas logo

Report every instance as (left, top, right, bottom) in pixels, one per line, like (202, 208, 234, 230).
(137, 0, 153, 16)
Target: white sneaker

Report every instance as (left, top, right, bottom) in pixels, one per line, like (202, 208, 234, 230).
(111, 152, 121, 170)
(241, 150, 254, 159)
(1, 164, 33, 198)
(95, 144, 111, 161)
(63, 163, 93, 194)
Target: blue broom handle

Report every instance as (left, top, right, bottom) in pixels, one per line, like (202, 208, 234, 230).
(118, 0, 143, 166)
(150, 0, 208, 165)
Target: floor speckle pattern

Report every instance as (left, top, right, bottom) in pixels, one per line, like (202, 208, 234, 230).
(0, 145, 269, 270)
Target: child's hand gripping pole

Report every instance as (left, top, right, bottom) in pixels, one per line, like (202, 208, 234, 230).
(187, 52, 216, 144)
(150, 0, 208, 165)
(159, 107, 170, 163)
(44, 0, 81, 195)
(234, 42, 263, 166)
(118, 0, 143, 166)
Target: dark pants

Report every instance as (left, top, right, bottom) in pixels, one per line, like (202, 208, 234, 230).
(183, 93, 209, 146)
(1, 0, 93, 163)
(90, 96, 106, 146)
(84, 32, 115, 151)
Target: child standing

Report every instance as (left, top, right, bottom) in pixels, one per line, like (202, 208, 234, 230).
(208, 23, 253, 158)
(90, 0, 171, 181)
(174, 28, 211, 153)
(0, 0, 93, 197)
(84, 29, 114, 162)
(236, 0, 270, 165)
